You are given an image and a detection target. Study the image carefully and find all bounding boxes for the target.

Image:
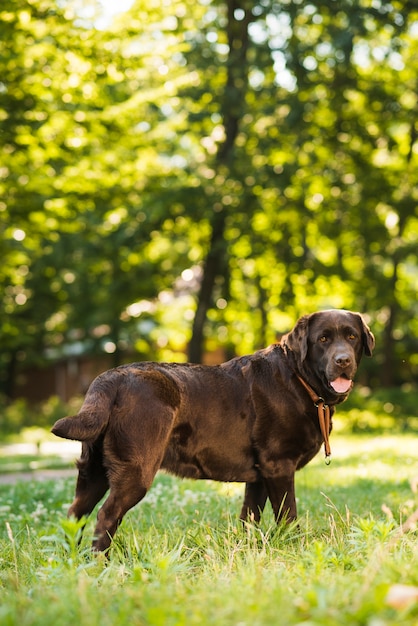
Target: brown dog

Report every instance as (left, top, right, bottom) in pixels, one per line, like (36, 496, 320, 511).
(52, 309, 374, 553)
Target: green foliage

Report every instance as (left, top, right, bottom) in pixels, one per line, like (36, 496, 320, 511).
(0, 435, 417, 624)
(337, 385, 418, 433)
(0, 0, 417, 398)
(0, 395, 79, 438)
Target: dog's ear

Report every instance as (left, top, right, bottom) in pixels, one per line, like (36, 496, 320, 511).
(284, 314, 311, 362)
(357, 313, 375, 356)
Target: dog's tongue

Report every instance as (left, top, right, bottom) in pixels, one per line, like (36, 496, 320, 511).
(330, 377, 352, 393)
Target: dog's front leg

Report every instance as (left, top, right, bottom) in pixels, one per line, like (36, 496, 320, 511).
(259, 456, 297, 523)
(264, 474, 297, 523)
(240, 481, 268, 523)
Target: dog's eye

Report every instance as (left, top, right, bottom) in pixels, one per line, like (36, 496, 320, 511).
(319, 336, 328, 343)
(348, 333, 357, 340)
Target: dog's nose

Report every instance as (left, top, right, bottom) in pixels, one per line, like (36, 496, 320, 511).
(334, 353, 352, 368)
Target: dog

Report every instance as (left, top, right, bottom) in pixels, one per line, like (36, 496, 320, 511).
(52, 309, 374, 553)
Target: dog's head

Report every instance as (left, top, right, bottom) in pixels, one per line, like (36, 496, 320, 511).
(283, 309, 375, 401)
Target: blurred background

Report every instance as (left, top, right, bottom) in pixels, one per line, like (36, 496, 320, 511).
(1, 0, 417, 440)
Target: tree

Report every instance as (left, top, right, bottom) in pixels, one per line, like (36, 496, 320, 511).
(187, 1, 256, 362)
(183, 0, 418, 383)
(0, 0, 416, 399)
(0, 0, 78, 394)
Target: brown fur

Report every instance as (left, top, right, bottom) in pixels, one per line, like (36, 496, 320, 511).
(52, 309, 374, 553)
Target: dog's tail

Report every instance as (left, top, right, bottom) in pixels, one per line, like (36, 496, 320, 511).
(51, 370, 120, 442)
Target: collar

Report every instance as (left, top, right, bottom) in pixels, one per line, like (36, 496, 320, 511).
(295, 374, 332, 464)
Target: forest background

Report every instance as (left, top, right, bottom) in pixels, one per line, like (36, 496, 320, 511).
(1, 0, 417, 428)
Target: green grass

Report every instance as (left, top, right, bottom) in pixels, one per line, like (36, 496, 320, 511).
(0, 434, 417, 625)
(0, 454, 73, 474)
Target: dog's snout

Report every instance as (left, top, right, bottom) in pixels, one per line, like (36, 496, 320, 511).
(334, 353, 352, 368)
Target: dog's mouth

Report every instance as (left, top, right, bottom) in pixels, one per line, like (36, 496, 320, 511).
(329, 376, 353, 394)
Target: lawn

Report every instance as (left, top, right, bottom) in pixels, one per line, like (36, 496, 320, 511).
(0, 434, 417, 625)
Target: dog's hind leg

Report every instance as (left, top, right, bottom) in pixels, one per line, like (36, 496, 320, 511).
(240, 481, 268, 523)
(68, 440, 109, 522)
(90, 399, 177, 553)
(91, 465, 153, 553)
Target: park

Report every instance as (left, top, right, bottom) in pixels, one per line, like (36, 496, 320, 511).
(1, 0, 417, 624)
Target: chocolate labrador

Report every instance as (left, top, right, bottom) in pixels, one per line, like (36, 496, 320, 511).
(52, 309, 374, 553)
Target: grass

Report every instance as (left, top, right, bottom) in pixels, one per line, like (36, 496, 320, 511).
(0, 434, 417, 625)
(0, 454, 74, 474)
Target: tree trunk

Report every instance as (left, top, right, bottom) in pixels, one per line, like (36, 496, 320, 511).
(188, 1, 252, 362)
(188, 209, 227, 362)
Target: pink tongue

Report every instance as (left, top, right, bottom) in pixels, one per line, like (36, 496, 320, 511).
(330, 377, 352, 393)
